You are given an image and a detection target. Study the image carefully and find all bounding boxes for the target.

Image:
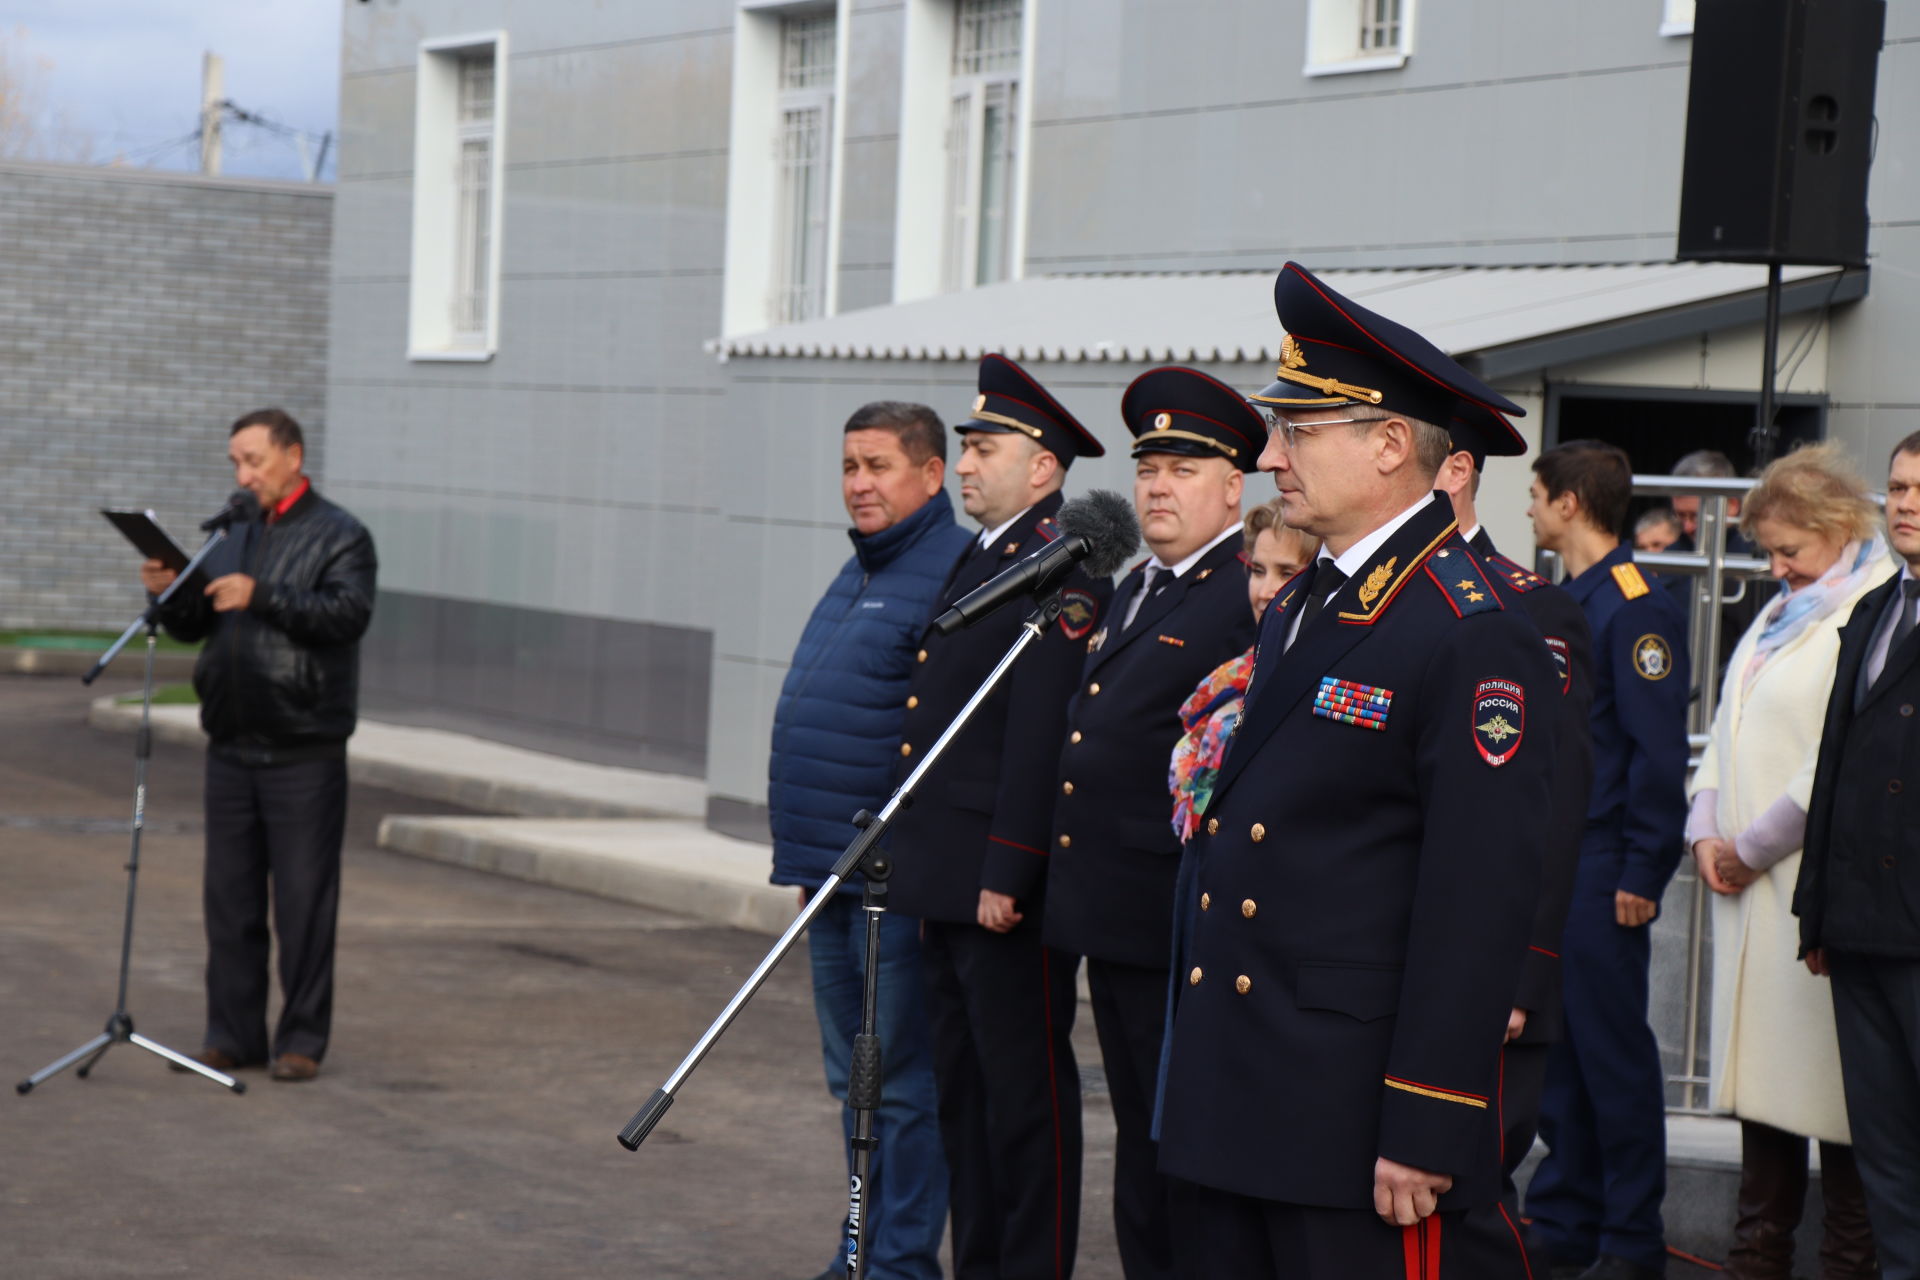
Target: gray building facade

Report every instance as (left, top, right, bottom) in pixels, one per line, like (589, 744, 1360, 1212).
(0, 161, 332, 630)
(327, 0, 1918, 864)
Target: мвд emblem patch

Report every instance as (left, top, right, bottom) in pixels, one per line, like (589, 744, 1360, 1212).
(1632, 633, 1673, 681)
(1059, 589, 1099, 641)
(1472, 679, 1526, 767)
(1544, 636, 1571, 695)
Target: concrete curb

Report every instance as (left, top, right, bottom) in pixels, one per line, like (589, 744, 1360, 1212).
(5, 645, 197, 680)
(377, 816, 797, 937)
(87, 695, 705, 821)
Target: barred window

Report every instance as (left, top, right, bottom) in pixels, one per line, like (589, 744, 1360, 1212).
(945, 0, 1021, 289)
(451, 53, 494, 342)
(781, 12, 836, 90)
(1357, 0, 1401, 53)
(953, 0, 1022, 76)
(772, 12, 836, 324)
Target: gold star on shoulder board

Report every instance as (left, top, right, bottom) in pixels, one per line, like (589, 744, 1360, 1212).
(1467, 591, 1485, 602)
(1457, 579, 1476, 591)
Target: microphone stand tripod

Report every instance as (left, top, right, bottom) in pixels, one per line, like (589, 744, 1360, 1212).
(18, 528, 246, 1096)
(617, 591, 1066, 1280)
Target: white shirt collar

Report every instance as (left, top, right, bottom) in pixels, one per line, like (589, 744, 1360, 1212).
(977, 504, 1036, 552)
(1461, 523, 1482, 545)
(1321, 493, 1438, 581)
(1148, 521, 1241, 580)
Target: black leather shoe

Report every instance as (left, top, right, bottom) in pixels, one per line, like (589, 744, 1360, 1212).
(1578, 1256, 1666, 1280)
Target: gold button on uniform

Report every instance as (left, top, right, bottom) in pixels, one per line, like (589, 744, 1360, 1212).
(917, 648, 927, 663)
(1070, 730, 1083, 744)
(1207, 818, 1219, 836)
(1189, 967, 1203, 986)
(906, 695, 918, 710)
(1235, 975, 1252, 995)
(899, 743, 912, 757)
(1089, 682, 1101, 695)
(1058, 834, 1071, 848)
(1062, 781, 1074, 796)
(1250, 823, 1267, 843)
(1200, 893, 1211, 911)
(1241, 899, 1257, 919)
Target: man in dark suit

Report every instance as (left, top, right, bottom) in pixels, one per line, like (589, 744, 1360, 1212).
(1435, 441, 1597, 1268)
(1795, 430, 1920, 1279)
(1157, 263, 1556, 1279)
(1046, 366, 1263, 1280)
(887, 353, 1111, 1280)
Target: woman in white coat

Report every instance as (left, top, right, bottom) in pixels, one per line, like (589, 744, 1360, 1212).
(1688, 442, 1892, 1280)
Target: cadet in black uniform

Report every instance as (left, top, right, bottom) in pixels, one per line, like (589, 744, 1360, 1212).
(887, 354, 1111, 1280)
(1435, 437, 1597, 1263)
(1157, 263, 1557, 1279)
(1046, 367, 1263, 1280)
(1523, 442, 1691, 1280)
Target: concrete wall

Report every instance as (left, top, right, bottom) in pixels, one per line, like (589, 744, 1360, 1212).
(0, 161, 332, 630)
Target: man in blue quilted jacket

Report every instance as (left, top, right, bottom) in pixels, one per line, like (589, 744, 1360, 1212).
(770, 400, 975, 1280)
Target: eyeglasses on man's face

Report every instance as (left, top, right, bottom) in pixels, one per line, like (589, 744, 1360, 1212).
(1262, 412, 1371, 451)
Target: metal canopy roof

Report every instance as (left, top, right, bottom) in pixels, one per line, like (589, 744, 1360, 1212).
(712, 263, 1865, 376)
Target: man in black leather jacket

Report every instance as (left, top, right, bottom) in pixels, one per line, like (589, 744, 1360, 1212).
(140, 408, 377, 1082)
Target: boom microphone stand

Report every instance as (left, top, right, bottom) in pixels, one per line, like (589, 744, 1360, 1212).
(618, 591, 1067, 1280)
(18, 529, 245, 1096)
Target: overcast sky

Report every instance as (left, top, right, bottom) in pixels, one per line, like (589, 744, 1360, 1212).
(7, 0, 341, 182)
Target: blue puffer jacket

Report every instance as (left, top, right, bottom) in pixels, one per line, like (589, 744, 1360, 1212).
(769, 489, 974, 890)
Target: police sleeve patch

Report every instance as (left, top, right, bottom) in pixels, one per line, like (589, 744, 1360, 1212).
(1544, 636, 1572, 695)
(1059, 588, 1099, 640)
(1472, 679, 1525, 767)
(1632, 633, 1674, 681)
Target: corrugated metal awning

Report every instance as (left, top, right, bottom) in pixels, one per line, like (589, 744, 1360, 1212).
(712, 263, 1865, 376)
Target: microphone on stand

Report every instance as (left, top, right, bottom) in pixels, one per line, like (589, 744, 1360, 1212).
(931, 489, 1140, 636)
(200, 489, 261, 531)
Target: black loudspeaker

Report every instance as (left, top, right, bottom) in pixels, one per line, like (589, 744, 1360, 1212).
(1677, 0, 1886, 267)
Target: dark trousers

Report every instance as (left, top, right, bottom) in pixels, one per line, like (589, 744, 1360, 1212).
(1499, 1040, 1553, 1276)
(1168, 1177, 1533, 1280)
(922, 919, 1081, 1280)
(1829, 949, 1920, 1280)
(1088, 957, 1175, 1280)
(1528, 851, 1668, 1272)
(202, 752, 348, 1064)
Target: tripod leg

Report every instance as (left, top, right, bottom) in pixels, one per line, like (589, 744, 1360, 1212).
(844, 861, 893, 1280)
(16, 1032, 113, 1094)
(130, 1033, 246, 1094)
(74, 1039, 115, 1080)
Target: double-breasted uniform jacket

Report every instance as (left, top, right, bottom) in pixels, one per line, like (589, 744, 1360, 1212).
(1157, 497, 1557, 1209)
(887, 488, 1114, 924)
(1472, 529, 1596, 1044)
(1795, 572, 1920, 958)
(1046, 533, 1258, 968)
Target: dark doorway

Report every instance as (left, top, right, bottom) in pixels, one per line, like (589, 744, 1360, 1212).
(1545, 384, 1827, 477)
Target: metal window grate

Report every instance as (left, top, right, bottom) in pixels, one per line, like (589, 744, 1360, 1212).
(954, 0, 1023, 76)
(1358, 0, 1403, 52)
(781, 12, 837, 91)
(458, 55, 494, 126)
(773, 104, 829, 324)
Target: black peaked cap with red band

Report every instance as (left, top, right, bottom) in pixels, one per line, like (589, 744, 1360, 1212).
(1251, 261, 1527, 464)
(1123, 366, 1265, 473)
(953, 353, 1105, 466)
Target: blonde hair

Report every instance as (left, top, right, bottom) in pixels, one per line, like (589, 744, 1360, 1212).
(1243, 496, 1321, 562)
(1739, 441, 1880, 545)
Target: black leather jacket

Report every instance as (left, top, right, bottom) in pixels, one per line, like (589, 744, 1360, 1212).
(156, 485, 378, 758)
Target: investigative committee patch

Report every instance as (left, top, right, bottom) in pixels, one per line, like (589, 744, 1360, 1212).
(1313, 676, 1392, 731)
(1472, 679, 1526, 767)
(1632, 633, 1674, 681)
(1544, 635, 1572, 695)
(1059, 589, 1100, 640)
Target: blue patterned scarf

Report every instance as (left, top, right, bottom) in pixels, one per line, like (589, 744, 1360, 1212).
(1752, 535, 1890, 660)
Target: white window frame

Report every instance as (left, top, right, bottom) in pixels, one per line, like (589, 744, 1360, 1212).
(720, 0, 851, 337)
(1660, 0, 1695, 38)
(893, 0, 1037, 303)
(772, 12, 836, 324)
(408, 31, 508, 362)
(943, 1, 1022, 292)
(1303, 0, 1414, 79)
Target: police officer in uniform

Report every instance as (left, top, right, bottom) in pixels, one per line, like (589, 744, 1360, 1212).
(1157, 263, 1557, 1279)
(888, 354, 1111, 1280)
(1523, 440, 1691, 1280)
(1046, 367, 1264, 1280)
(1435, 436, 1597, 1263)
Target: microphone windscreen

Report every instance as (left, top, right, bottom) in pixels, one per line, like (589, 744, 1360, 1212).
(1058, 489, 1141, 579)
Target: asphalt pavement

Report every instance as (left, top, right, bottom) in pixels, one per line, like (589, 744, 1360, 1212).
(0, 675, 1125, 1279)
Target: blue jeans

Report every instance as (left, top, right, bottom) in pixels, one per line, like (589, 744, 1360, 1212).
(808, 891, 948, 1280)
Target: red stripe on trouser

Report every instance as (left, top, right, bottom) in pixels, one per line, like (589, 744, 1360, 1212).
(1040, 948, 1065, 1280)
(1403, 1223, 1423, 1279)
(1499, 1203, 1536, 1280)
(1426, 1213, 1443, 1276)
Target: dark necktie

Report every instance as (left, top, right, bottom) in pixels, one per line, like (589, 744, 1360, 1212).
(1288, 561, 1348, 649)
(1124, 565, 1168, 632)
(1890, 579, 1920, 659)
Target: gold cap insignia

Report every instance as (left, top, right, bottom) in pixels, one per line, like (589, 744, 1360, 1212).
(1280, 334, 1308, 371)
(1154, 412, 1172, 430)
